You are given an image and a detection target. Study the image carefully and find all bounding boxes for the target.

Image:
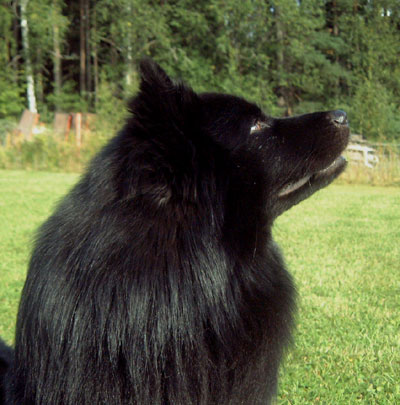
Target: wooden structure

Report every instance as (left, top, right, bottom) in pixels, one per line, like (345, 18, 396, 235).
(53, 112, 96, 145)
(54, 113, 72, 138)
(16, 109, 40, 140)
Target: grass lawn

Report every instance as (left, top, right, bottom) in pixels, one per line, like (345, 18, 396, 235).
(0, 170, 399, 404)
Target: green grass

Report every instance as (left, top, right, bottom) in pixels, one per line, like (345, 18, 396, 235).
(0, 170, 78, 341)
(0, 170, 399, 403)
(274, 185, 400, 404)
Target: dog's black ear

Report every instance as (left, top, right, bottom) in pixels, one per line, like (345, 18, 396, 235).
(130, 59, 200, 139)
(139, 58, 174, 92)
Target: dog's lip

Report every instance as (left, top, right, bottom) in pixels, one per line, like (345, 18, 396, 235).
(278, 175, 312, 197)
(278, 156, 346, 197)
(313, 155, 347, 179)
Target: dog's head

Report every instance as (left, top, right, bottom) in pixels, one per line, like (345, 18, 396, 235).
(197, 91, 349, 217)
(131, 59, 350, 218)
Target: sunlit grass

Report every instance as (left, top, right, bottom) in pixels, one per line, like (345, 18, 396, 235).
(275, 185, 400, 404)
(0, 170, 78, 341)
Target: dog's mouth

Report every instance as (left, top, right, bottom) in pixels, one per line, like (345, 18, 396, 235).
(271, 154, 347, 218)
(269, 109, 349, 217)
(278, 156, 347, 198)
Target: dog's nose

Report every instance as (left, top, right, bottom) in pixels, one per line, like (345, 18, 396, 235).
(329, 110, 348, 126)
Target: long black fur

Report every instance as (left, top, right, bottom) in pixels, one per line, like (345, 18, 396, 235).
(0, 340, 13, 404)
(1, 60, 349, 404)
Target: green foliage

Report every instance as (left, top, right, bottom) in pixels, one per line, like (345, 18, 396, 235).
(95, 74, 130, 134)
(0, 0, 400, 141)
(0, 0, 14, 65)
(0, 118, 17, 146)
(350, 80, 400, 140)
(47, 80, 89, 113)
(0, 72, 24, 118)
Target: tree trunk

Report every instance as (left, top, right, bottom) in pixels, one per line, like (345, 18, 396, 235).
(36, 50, 44, 105)
(20, 0, 37, 113)
(85, 0, 92, 96)
(53, 0, 62, 111)
(331, 1, 340, 97)
(275, 6, 291, 116)
(12, 11, 19, 84)
(275, 6, 284, 83)
(80, 0, 87, 97)
(93, 4, 99, 108)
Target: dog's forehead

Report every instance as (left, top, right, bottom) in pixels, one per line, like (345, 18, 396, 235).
(199, 92, 263, 118)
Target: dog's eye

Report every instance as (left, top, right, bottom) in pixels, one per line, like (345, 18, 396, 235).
(250, 121, 267, 134)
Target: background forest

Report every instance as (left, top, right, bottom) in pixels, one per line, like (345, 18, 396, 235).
(1, 0, 400, 142)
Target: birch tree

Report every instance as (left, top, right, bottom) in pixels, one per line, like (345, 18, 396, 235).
(20, 0, 37, 113)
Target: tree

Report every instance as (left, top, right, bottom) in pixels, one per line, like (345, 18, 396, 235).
(53, 0, 63, 111)
(0, 0, 399, 141)
(20, 0, 37, 113)
(79, 0, 87, 98)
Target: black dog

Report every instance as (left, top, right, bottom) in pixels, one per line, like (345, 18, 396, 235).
(0, 60, 349, 404)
